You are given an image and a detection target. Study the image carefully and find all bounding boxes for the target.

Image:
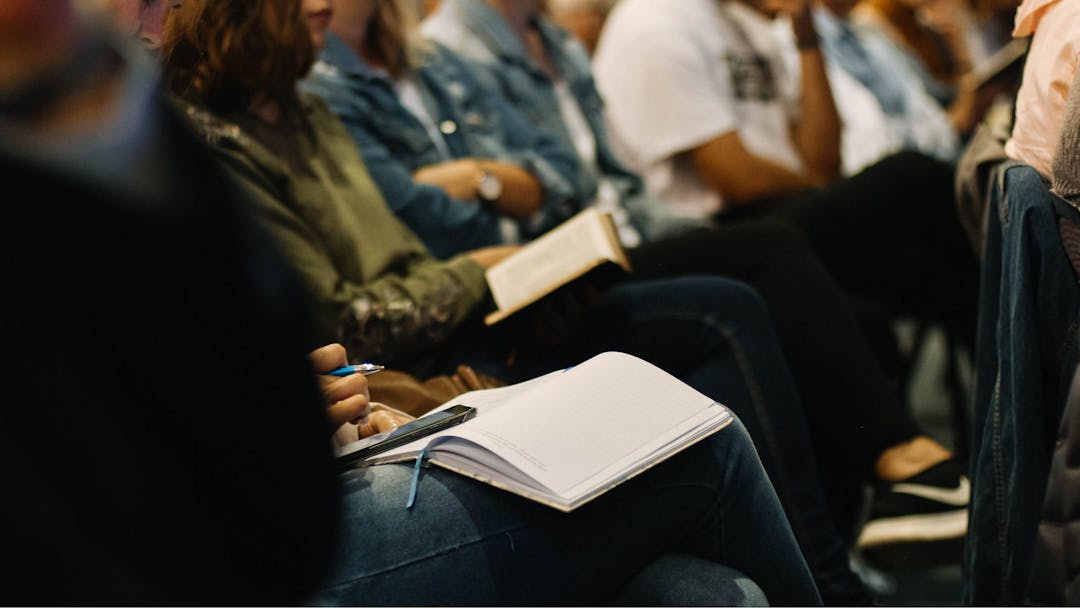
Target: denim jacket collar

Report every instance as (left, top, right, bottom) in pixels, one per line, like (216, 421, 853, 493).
(317, 33, 391, 84)
(312, 34, 464, 161)
(530, 18, 586, 85)
(443, 0, 551, 78)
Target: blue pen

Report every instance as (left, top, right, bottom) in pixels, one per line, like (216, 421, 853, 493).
(327, 363, 385, 377)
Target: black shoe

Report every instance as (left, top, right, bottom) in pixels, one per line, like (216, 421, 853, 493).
(857, 459, 968, 570)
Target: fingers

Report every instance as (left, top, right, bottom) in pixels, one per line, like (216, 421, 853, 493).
(357, 410, 404, 438)
(317, 356, 372, 431)
(323, 372, 370, 404)
(308, 343, 348, 374)
(326, 393, 371, 430)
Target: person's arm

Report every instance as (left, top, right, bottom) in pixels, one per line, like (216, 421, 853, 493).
(946, 72, 1012, 138)
(593, 11, 823, 205)
(412, 157, 544, 219)
(420, 45, 582, 235)
(688, 131, 821, 204)
(463, 52, 583, 233)
(213, 146, 492, 363)
(335, 112, 511, 258)
(304, 77, 510, 258)
(308, 343, 414, 438)
(777, 0, 842, 182)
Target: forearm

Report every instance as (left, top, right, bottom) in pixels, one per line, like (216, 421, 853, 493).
(224, 157, 490, 361)
(722, 158, 821, 204)
(413, 158, 543, 220)
(690, 132, 818, 204)
(792, 48, 841, 182)
(480, 160, 544, 219)
(946, 93, 976, 137)
(336, 254, 490, 364)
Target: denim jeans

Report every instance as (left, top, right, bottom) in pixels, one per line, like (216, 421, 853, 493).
(309, 419, 820, 605)
(426, 276, 870, 603)
(965, 163, 1080, 605)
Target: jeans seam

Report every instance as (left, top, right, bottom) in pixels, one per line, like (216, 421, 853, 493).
(713, 324, 809, 548)
(991, 371, 1007, 601)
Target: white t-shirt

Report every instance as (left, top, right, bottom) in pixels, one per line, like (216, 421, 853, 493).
(594, 0, 803, 216)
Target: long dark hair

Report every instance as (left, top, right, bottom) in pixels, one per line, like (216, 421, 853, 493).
(160, 0, 315, 112)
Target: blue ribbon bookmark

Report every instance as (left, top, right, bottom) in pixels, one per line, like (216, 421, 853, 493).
(406, 446, 429, 510)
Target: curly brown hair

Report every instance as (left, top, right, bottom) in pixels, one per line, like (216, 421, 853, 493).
(160, 0, 314, 113)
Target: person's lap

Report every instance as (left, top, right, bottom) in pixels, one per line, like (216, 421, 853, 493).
(309, 420, 821, 606)
(424, 275, 866, 603)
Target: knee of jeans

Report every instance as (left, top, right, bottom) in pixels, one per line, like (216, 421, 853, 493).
(709, 417, 760, 473)
(694, 278, 772, 332)
(612, 554, 769, 606)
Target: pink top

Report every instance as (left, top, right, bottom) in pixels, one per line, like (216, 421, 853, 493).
(1004, 0, 1080, 177)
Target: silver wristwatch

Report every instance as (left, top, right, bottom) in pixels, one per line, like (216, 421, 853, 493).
(477, 168, 504, 203)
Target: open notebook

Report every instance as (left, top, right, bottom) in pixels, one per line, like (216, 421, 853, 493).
(340, 352, 733, 512)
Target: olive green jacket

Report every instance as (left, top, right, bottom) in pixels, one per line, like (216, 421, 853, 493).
(180, 95, 489, 365)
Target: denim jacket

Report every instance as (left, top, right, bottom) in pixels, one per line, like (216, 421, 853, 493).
(423, 0, 705, 242)
(966, 162, 1080, 604)
(302, 34, 579, 259)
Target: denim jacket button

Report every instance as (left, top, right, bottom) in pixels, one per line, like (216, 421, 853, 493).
(439, 120, 458, 135)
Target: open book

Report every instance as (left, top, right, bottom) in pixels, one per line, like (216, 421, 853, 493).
(342, 352, 733, 512)
(484, 208, 631, 325)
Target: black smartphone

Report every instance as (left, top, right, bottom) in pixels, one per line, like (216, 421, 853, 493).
(336, 404, 477, 469)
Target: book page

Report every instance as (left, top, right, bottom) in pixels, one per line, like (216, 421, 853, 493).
(437, 352, 724, 500)
(485, 208, 622, 315)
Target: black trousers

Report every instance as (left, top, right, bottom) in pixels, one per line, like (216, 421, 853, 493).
(629, 151, 976, 534)
(628, 223, 922, 476)
(724, 151, 979, 347)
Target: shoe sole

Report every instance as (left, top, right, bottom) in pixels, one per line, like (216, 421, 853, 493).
(857, 508, 968, 547)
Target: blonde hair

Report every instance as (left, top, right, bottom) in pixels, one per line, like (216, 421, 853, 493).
(366, 0, 428, 79)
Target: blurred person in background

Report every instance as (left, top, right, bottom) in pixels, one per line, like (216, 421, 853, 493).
(1003, 0, 1080, 179)
(0, 0, 341, 602)
(852, 0, 981, 103)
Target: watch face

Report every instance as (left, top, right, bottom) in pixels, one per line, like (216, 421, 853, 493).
(479, 172, 503, 201)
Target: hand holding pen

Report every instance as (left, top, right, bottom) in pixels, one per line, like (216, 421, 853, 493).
(309, 344, 375, 429)
(308, 344, 406, 438)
